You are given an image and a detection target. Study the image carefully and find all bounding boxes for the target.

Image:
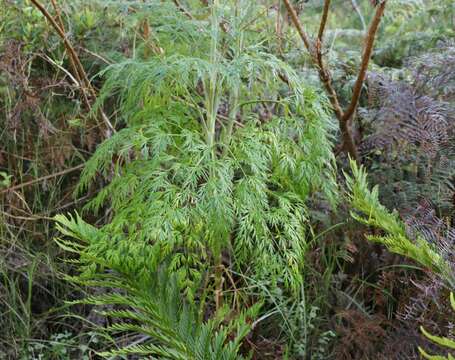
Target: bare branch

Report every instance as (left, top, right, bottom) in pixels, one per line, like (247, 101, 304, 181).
(341, 1, 387, 123)
(317, 0, 331, 42)
(29, 0, 115, 133)
(282, 0, 388, 161)
(172, 0, 194, 19)
(0, 164, 85, 195)
(281, 0, 312, 51)
(314, 45, 344, 120)
(280, 0, 342, 118)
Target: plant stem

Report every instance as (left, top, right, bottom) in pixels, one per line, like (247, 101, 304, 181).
(282, 0, 388, 162)
(30, 0, 115, 134)
(206, 0, 220, 159)
(223, 0, 245, 151)
(341, 1, 387, 124)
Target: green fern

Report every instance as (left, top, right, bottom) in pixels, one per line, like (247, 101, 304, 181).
(54, 213, 259, 359)
(345, 159, 452, 283)
(418, 293, 455, 360)
(73, 0, 337, 293)
(53, 1, 339, 357)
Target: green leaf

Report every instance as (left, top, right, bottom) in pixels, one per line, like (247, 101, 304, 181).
(421, 326, 455, 350)
(418, 347, 451, 360)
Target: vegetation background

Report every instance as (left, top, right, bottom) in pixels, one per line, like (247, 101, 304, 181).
(0, 0, 454, 359)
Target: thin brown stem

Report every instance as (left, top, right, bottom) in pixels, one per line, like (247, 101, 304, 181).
(315, 46, 344, 120)
(282, 0, 387, 161)
(341, 1, 386, 123)
(281, 0, 312, 51)
(317, 0, 331, 42)
(31, 0, 89, 99)
(282, 0, 348, 150)
(172, 0, 194, 19)
(30, 1, 90, 91)
(49, 0, 89, 105)
(0, 164, 85, 195)
(281, 0, 342, 118)
(29, 0, 115, 133)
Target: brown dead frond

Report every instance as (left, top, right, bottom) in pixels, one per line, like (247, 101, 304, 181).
(333, 309, 387, 359)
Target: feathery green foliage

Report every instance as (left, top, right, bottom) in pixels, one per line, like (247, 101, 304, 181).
(418, 293, 455, 360)
(345, 159, 452, 282)
(3, 0, 455, 358)
(73, 0, 337, 292)
(55, 213, 259, 359)
(53, 1, 338, 357)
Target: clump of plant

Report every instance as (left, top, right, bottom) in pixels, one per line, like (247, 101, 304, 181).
(54, 1, 339, 357)
(346, 160, 453, 284)
(346, 159, 455, 357)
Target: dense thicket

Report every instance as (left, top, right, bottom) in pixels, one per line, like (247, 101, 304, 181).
(1, 0, 454, 359)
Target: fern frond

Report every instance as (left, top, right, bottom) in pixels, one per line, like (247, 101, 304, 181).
(418, 293, 455, 360)
(345, 159, 451, 281)
(54, 2, 339, 357)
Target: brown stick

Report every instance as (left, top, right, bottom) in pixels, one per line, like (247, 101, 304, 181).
(0, 164, 85, 195)
(282, 0, 352, 154)
(29, 0, 115, 133)
(283, 0, 352, 154)
(317, 0, 331, 42)
(341, 1, 386, 123)
(172, 0, 194, 19)
(1, 196, 89, 221)
(30, 0, 90, 94)
(49, 0, 90, 106)
(314, 48, 344, 120)
(282, 0, 387, 161)
(281, 0, 312, 51)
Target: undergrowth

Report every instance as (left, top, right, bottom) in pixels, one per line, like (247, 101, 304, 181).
(1, 0, 454, 359)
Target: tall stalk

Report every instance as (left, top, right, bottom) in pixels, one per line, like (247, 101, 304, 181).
(223, 0, 245, 150)
(206, 0, 221, 159)
(282, 0, 388, 162)
(203, 0, 225, 309)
